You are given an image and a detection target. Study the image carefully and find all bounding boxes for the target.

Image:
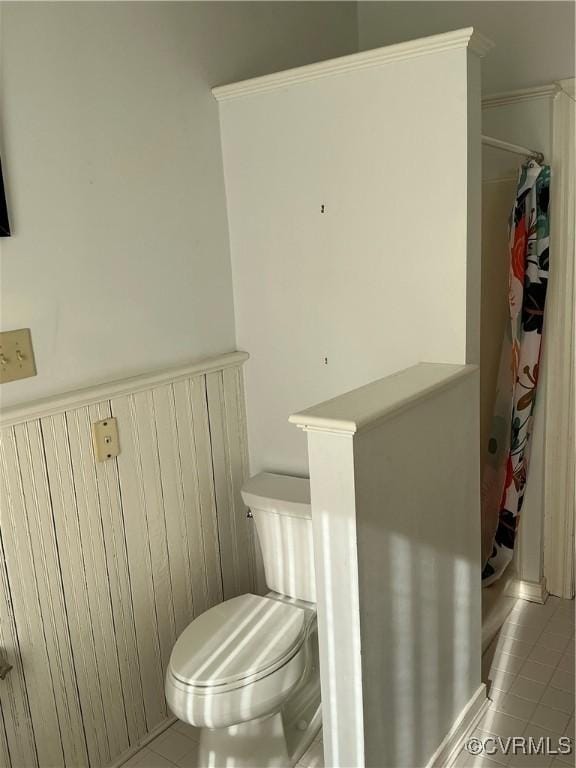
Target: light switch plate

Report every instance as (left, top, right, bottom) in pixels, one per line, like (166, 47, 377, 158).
(92, 417, 120, 462)
(0, 329, 37, 384)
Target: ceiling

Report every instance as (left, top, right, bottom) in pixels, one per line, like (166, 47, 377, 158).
(357, 1, 576, 93)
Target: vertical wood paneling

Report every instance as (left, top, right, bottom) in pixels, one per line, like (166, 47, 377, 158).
(41, 411, 109, 767)
(1, 360, 252, 767)
(206, 370, 254, 599)
(172, 380, 212, 617)
(0, 707, 12, 768)
(152, 385, 194, 635)
(130, 391, 176, 677)
(235, 369, 267, 595)
(206, 371, 238, 598)
(65, 408, 129, 759)
(173, 375, 225, 614)
(15, 420, 86, 766)
(188, 377, 224, 608)
(111, 394, 167, 731)
(0, 426, 65, 768)
(222, 367, 259, 594)
(88, 401, 147, 746)
(0, 523, 38, 768)
(17, 420, 92, 768)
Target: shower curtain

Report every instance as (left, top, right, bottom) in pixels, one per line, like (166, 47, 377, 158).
(481, 161, 551, 586)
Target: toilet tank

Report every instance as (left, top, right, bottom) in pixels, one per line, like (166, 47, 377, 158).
(241, 473, 315, 603)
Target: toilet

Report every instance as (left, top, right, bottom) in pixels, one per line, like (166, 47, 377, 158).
(165, 473, 320, 767)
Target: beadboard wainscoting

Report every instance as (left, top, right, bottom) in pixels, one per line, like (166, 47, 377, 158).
(0, 352, 260, 768)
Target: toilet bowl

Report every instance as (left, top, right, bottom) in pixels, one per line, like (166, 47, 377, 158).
(165, 592, 314, 729)
(165, 473, 320, 767)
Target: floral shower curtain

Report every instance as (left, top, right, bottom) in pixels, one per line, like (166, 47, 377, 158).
(481, 161, 551, 585)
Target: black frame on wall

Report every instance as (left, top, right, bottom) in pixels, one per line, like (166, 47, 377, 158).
(0, 157, 10, 237)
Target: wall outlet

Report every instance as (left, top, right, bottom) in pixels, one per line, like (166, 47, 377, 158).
(0, 329, 37, 384)
(92, 418, 120, 462)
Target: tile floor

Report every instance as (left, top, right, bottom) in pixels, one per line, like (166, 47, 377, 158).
(120, 717, 324, 768)
(455, 596, 575, 768)
(121, 720, 200, 768)
(121, 597, 573, 768)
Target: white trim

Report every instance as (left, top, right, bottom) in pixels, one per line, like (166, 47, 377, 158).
(482, 84, 559, 109)
(543, 80, 576, 599)
(428, 685, 489, 768)
(212, 28, 493, 102)
(556, 79, 576, 99)
(305, 430, 364, 768)
(0, 351, 249, 428)
(111, 717, 176, 768)
(506, 578, 549, 605)
(289, 362, 477, 435)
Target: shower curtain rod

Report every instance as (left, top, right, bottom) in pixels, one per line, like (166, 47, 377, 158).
(482, 134, 545, 164)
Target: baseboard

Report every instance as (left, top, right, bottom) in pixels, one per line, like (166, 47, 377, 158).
(426, 684, 490, 768)
(109, 716, 177, 768)
(506, 577, 549, 604)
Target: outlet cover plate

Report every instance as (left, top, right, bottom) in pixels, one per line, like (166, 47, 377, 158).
(92, 417, 120, 462)
(0, 329, 37, 384)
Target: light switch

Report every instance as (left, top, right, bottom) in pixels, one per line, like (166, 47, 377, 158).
(0, 329, 37, 384)
(92, 418, 120, 462)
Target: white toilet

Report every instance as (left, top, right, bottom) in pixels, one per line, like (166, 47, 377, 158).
(165, 473, 320, 768)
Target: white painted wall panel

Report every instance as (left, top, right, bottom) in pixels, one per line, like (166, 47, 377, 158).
(354, 371, 481, 767)
(0, 357, 254, 768)
(218, 38, 481, 476)
(293, 364, 482, 768)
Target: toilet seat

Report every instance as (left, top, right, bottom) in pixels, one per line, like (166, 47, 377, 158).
(167, 593, 308, 693)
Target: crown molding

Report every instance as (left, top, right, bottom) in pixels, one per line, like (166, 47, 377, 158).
(482, 84, 559, 109)
(213, 27, 493, 103)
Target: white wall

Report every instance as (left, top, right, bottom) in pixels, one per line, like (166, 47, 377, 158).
(355, 370, 482, 768)
(293, 364, 482, 768)
(218, 32, 482, 476)
(0, 1, 357, 407)
(357, 1, 575, 93)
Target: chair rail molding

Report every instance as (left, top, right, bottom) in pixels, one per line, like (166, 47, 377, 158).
(543, 78, 576, 599)
(0, 351, 249, 427)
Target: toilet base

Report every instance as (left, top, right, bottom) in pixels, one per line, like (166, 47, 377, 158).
(199, 713, 290, 768)
(197, 682, 321, 768)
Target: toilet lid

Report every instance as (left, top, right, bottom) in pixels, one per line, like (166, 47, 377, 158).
(168, 594, 307, 688)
